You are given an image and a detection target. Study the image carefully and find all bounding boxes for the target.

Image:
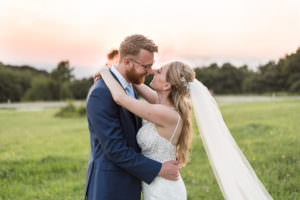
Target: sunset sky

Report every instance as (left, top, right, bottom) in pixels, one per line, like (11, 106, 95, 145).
(0, 0, 299, 78)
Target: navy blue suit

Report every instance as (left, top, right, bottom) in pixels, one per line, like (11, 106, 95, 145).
(84, 72, 162, 200)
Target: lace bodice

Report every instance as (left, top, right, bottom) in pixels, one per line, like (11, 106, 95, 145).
(137, 121, 177, 163)
(136, 115, 187, 200)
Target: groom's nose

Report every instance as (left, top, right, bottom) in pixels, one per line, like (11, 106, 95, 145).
(147, 68, 155, 75)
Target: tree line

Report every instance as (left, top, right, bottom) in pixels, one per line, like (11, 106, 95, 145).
(0, 47, 299, 102)
(195, 47, 300, 94)
(0, 61, 93, 102)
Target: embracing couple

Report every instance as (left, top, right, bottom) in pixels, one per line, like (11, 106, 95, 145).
(84, 34, 274, 200)
(85, 34, 191, 200)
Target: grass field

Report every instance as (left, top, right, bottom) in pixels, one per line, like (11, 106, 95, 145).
(0, 100, 299, 200)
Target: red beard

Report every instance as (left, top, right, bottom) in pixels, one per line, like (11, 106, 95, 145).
(126, 67, 146, 84)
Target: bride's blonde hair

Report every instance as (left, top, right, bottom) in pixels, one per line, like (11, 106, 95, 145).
(165, 61, 195, 166)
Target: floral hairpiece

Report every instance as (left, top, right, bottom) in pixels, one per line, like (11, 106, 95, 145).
(180, 76, 189, 88)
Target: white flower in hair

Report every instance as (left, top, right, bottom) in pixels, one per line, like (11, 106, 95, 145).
(180, 76, 189, 88)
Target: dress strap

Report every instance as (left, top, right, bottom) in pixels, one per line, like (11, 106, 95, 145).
(170, 112, 181, 143)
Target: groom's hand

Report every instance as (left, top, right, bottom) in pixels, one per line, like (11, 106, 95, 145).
(158, 160, 180, 181)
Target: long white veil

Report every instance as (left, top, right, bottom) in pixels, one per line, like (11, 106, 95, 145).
(189, 80, 273, 200)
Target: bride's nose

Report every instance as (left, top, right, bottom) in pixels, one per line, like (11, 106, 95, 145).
(151, 69, 158, 75)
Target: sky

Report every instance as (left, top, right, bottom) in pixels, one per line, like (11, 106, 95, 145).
(0, 0, 299, 78)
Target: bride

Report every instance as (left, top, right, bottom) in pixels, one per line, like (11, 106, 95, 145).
(98, 61, 273, 200)
(99, 61, 194, 200)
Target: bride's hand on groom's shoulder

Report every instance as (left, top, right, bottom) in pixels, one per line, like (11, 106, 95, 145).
(94, 71, 101, 83)
(94, 66, 109, 83)
(158, 160, 180, 181)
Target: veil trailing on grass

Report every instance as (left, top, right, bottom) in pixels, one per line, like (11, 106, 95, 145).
(189, 80, 273, 200)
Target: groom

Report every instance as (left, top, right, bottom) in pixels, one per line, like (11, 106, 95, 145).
(85, 34, 180, 200)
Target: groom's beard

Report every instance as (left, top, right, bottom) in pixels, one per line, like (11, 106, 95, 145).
(126, 66, 146, 84)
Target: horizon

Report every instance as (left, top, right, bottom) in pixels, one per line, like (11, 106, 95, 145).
(1, 0, 299, 78)
(0, 55, 281, 79)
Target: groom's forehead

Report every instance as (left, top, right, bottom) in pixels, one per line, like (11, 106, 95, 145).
(137, 56, 155, 67)
(138, 49, 154, 57)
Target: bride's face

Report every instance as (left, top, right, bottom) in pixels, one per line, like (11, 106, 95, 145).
(150, 65, 171, 92)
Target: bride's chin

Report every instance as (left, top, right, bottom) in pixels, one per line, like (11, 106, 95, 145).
(149, 82, 154, 88)
(150, 83, 157, 91)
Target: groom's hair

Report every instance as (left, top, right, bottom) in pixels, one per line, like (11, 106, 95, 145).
(119, 34, 158, 61)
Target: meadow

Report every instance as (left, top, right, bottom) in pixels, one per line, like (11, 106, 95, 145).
(0, 100, 299, 200)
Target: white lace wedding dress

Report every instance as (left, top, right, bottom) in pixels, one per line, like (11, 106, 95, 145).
(136, 114, 187, 200)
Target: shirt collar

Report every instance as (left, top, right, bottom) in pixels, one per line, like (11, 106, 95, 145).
(110, 65, 131, 89)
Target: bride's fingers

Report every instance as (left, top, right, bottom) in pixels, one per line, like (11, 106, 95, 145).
(94, 72, 100, 78)
(94, 72, 101, 82)
(169, 160, 179, 165)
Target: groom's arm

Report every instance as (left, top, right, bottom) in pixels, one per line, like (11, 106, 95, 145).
(87, 85, 161, 184)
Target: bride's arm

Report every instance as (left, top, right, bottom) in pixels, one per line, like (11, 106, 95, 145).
(133, 83, 158, 104)
(100, 69, 175, 126)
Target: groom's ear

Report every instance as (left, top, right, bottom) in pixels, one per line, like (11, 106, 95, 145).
(123, 57, 130, 65)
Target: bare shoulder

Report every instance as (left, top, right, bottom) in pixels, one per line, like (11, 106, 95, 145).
(153, 104, 180, 127)
(153, 105, 182, 142)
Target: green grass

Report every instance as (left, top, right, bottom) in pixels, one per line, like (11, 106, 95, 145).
(215, 92, 300, 96)
(0, 100, 299, 199)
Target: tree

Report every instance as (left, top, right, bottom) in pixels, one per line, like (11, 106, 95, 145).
(69, 78, 93, 99)
(194, 63, 251, 94)
(23, 78, 73, 101)
(50, 60, 74, 83)
(0, 69, 31, 102)
(23, 78, 55, 101)
(281, 47, 300, 90)
(257, 61, 285, 92)
(144, 74, 154, 86)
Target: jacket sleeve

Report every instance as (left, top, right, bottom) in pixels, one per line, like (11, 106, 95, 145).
(87, 85, 162, 184)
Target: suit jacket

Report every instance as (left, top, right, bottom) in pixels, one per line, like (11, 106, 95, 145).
(84, 71, 162, 200)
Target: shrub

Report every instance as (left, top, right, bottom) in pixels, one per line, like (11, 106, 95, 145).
(55, 102, 86, 118)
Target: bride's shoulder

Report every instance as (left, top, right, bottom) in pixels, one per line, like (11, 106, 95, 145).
(152, 104, 179, 125)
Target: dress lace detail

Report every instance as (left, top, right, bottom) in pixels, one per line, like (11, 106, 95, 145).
(137, 121, 187, 200)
